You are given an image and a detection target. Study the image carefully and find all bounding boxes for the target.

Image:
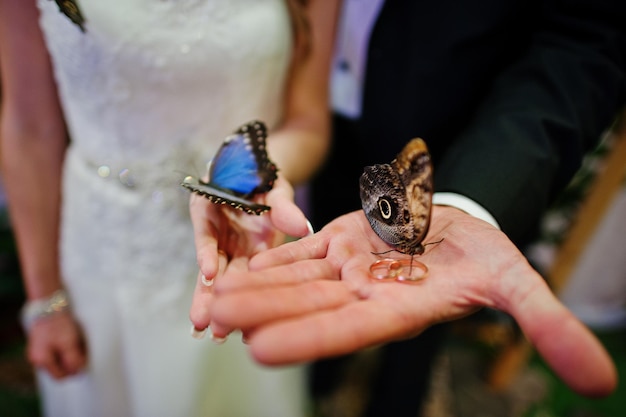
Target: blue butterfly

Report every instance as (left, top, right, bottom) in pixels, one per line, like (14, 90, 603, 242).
(181, 120, 278, 215)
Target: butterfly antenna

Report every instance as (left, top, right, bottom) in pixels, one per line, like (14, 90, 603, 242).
(173, 169, 193, 178)
(174, 159, 204, 180)
(423, 238, 445, 248)
(371, 249, 401, 256)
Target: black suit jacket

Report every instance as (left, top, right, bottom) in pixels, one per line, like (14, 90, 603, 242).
(311, 0, 626, 245)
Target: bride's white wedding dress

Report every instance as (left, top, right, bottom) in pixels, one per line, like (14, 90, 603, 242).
(36, 1, 306, 416)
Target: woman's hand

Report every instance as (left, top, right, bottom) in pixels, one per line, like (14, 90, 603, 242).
(27, 312, 86, 379)
(188, 175, 311, 336)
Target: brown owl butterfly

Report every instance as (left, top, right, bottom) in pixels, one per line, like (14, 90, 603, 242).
(359, 138, 433, 257)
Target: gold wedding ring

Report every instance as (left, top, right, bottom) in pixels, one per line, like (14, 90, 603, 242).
(369, 258, 428, 283)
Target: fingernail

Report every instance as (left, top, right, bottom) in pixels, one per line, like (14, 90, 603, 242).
(201, 274, 214, 287)
(306, 220, 315, 236)
(211, 333, 227, 345)
(191, 325, 208, 339)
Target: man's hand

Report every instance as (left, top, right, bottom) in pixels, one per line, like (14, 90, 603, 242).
(207, 206, 617, 398)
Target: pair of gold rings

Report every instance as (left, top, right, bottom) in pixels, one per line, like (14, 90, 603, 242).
(369, 258, 428, 282)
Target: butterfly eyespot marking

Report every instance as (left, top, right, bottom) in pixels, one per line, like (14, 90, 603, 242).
(378, 198, 393, 220)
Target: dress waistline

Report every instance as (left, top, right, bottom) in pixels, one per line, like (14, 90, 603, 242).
(63, 147, 195, 208)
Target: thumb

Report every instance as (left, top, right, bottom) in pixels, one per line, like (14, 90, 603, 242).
(266, 178, 310, 238)
(510, 279, 617, 397)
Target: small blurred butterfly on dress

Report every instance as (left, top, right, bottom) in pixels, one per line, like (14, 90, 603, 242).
(51, 0, 86, 32)
(181, 120, 278, 215)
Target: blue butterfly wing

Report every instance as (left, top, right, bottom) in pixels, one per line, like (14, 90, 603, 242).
(209, 134, 264, 195)
(181, 120, 278, 215)
(233, 121, 277, 194)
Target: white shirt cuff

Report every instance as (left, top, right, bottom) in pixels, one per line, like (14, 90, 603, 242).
(432, 192, 501, 229)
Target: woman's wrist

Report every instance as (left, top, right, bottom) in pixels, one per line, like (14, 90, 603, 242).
(20, 289, 71, 331)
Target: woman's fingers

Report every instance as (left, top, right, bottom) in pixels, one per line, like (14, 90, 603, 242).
(214, 258, 338, 293)
(190, 250, 229, 332)
(59, 338, 86, 375)
(189, 194, 222, 279)
(211, 279, 360, 330)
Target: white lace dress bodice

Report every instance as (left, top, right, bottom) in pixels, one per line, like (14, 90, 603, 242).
(36, 1, 306, 416)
